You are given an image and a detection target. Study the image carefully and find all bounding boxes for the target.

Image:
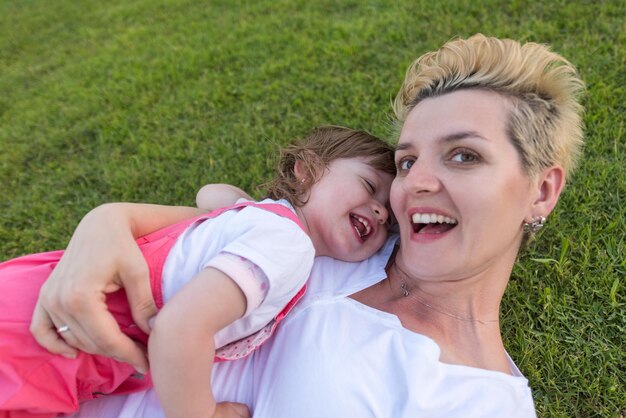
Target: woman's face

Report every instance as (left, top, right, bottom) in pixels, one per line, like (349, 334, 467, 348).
(391, 89, 536, 281)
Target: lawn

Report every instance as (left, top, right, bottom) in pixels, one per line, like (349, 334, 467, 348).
(0, 0, 624, 416)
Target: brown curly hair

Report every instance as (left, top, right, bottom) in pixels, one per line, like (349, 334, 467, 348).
(266, 125, 396, 207)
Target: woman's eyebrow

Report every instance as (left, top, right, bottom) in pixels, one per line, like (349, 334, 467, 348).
(396, 131, 488, 152)
(395, 142, 413, 152)
(440, 130, 488, 143)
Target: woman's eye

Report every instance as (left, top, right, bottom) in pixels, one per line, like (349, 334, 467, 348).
(450, 150, 479, 163)
(398, 158, 414, 171)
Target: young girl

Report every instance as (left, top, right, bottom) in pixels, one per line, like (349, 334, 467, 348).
(0, 125, 395, 418)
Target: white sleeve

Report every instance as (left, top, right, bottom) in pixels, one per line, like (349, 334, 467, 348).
(206, 205, 315, 347)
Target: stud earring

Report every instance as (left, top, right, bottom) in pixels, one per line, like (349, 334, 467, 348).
(523, 216, 546, 233)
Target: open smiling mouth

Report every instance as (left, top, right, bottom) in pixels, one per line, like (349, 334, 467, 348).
(411, 213, 458, 234)
(350, 214, 372, 240)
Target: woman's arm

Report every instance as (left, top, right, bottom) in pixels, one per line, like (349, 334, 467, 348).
(149, 268, 246, 418)
(30, 199, 228, 372)
(31, 184, 250, 371)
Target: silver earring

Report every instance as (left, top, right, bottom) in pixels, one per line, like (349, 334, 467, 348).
(523, 216, 546, 233)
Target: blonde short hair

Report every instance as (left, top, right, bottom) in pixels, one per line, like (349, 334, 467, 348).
(393, 34, 585, 181)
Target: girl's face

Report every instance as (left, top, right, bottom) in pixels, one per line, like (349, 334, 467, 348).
(391, 89, 537, 281)
(299, 157, 393, 262)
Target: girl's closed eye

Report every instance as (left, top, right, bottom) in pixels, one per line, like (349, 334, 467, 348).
(363, 178, 376, 194)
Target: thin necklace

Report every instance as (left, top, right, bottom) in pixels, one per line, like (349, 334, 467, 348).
(391, 262, 499, 325)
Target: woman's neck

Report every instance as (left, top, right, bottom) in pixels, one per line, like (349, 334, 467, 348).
(389, 260, 504, 325)
(357, 249, 515, 373)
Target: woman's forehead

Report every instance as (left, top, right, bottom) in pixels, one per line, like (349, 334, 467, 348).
(398, 90, 510, 148)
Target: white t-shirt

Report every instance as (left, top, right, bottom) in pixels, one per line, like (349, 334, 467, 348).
(161, 198, 314, 348)
(69, 236, 537, 418)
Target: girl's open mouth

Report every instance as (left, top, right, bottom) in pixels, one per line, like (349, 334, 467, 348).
(350, 213, 372, 240)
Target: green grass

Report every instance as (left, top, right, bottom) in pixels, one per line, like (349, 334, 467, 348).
(1, 0, 624, 416)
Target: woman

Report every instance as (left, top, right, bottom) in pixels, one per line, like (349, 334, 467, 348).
(32, 34, 584, 417)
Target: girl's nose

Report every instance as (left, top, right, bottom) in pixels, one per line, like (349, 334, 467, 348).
(373, 202, 389, 225)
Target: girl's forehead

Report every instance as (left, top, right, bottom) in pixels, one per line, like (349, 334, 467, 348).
(330, 156, 373, 169)
(331, 157, 391, 178)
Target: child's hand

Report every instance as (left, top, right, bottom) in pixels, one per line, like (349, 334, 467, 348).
(213, 402, 251, 418)
(196, 183, 251, 210)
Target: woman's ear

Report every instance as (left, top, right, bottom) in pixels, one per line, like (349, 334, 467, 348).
(529, 165, 565, 220)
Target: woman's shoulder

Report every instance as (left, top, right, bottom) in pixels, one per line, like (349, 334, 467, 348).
(301, 234, 398, 301)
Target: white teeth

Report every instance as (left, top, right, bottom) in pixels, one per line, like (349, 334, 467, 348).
(411, 213, 457, 225)
(352, 215, 372, 239)
(358, 216, 371, 235)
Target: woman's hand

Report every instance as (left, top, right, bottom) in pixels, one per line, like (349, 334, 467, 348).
(30, 183, 248, 372)
(30, 203, 204, 373)
(213, 402, 251, 418)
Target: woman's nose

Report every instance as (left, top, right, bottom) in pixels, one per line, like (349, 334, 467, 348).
(404, 159, 441, 194)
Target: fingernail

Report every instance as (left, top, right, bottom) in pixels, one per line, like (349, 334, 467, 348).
(148, 316, 156, 329)
(135, 366, 147, 375)
(62, 352, 77, 359)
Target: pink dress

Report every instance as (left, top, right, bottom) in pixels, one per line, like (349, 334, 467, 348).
(0, 202, 306, 417)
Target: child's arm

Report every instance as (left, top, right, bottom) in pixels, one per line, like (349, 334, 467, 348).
(149, 267, 247, 418)
(196, 184, 252, 210)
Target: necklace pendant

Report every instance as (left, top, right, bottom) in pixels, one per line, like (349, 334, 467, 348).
(400, 283, 409, 297)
